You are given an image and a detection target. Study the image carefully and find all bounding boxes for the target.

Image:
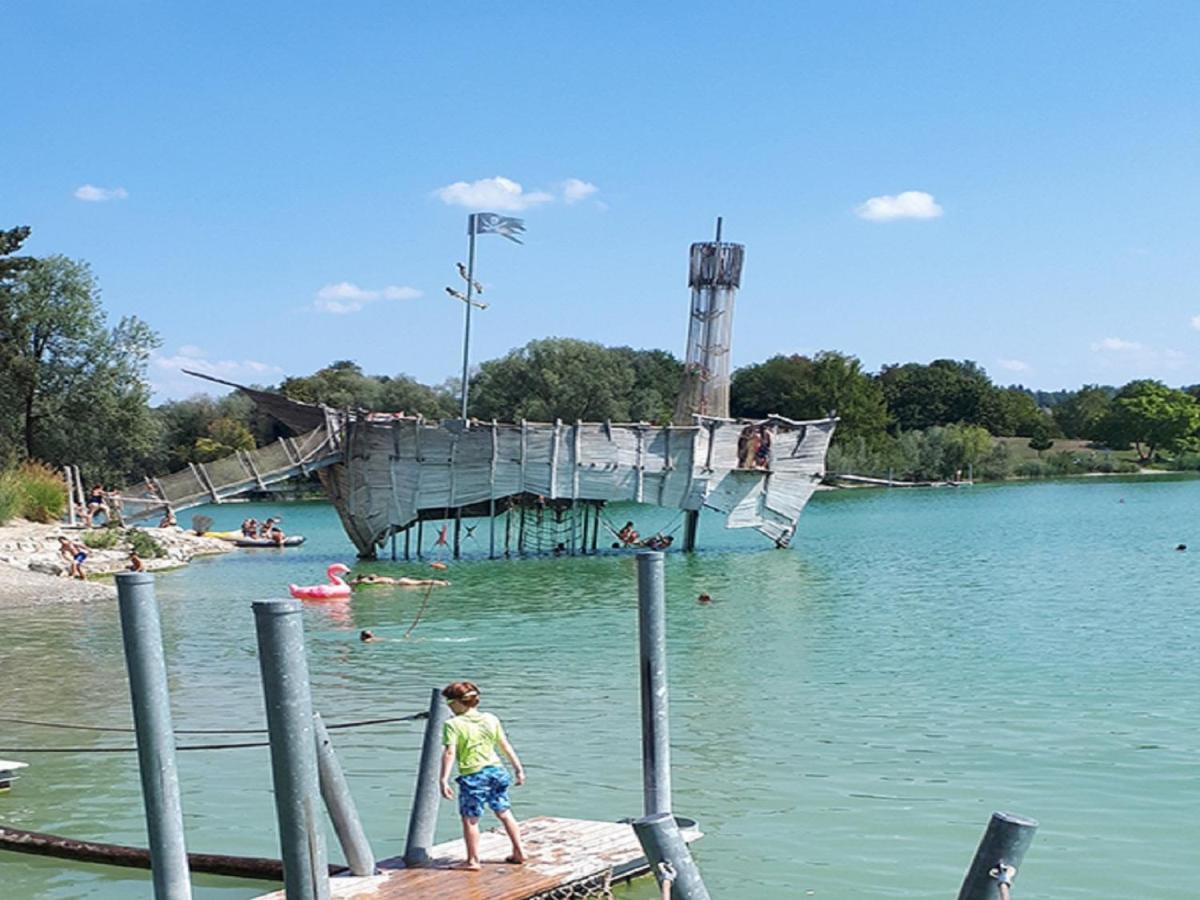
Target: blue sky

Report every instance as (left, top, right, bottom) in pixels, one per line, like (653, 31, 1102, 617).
(6, 2, 1200, 400)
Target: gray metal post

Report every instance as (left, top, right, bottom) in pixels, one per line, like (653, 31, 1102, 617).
(64, 467, 76, 526)
(252, 600, 330, 900)
(115, 572, 192, 900)
(403, 688, 453, 866)
(637, 550, 672, 815)
(957, 811, 1039, 900)
(312, 713, 375, 876)
(632, 812, 710, 900)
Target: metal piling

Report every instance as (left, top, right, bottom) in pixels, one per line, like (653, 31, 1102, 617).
(957, 811, 1038, 899)
(313, 713, 375, 876)
(636, 550, 672, 815)
(116, 572, 192, 900)
(252, 599, 330, 900)
(633, 812, 710, 900)
(403, 688, 452, 866)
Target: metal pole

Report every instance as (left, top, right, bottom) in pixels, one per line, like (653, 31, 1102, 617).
(416, 519, 423, 559)
(682, 511, 699, 553)
(115, 572, 192, 900)
(404, 526, 411, 561)
(637, 550, 672, 815)
(390, 530, 396, 561)
(312, 714, 375, 876)
(453, 511, 462, 560)
(403, 688, 453, 866)
(459, 215, 478, 419)
(957, 812, 1038, 900)
(252, 599, 329, 900)
(632, 812, 710, 900)
(64, 467, 76, 526)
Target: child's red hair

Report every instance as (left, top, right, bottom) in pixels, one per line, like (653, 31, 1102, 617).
(442, 680, 481, 707)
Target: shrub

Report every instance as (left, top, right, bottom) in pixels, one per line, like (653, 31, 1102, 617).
(83, 528, 121, 549)
(1013, 460, 1050, 478)
(127, 529, 166, 559)
(0, 471, 21, 525)
(16, 461, 68, 523)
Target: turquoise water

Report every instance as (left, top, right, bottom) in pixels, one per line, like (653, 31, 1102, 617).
(1, 478, 1198, 898)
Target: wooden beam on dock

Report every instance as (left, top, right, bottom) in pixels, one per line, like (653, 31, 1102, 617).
(253, 815, 700, 900)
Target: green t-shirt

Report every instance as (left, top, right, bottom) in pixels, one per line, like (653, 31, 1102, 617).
(442, 710, 505, 776)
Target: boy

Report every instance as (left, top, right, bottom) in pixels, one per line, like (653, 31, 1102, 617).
(438, 680, 526, 870)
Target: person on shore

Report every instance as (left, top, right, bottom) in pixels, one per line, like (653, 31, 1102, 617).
(754, 425, 772, 469)
(85, 485, 109, 527)
(439, 680, 526, 870)
(58, 537, 87, 580)
(128, 550, 146, 572)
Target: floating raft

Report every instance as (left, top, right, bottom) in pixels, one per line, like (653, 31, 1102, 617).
(0, 760, 27, 791)
(254, 816, 700, 900)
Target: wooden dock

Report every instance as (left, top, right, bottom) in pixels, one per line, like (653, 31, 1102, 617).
(254, 816, 699, 900)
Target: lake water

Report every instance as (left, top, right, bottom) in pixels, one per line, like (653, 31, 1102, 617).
(1, 477, 1198, 898)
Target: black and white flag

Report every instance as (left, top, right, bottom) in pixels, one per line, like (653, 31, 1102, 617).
(470, 212, 526, 244)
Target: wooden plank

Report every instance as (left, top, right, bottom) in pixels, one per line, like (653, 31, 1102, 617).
(253, 816, 690, 900)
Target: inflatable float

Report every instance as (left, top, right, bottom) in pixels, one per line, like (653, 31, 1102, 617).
(235, 535, 306, 548)
(289, 563, 351, 601)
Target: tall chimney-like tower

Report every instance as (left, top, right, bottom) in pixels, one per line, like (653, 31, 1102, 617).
(673, 218, 745, 423)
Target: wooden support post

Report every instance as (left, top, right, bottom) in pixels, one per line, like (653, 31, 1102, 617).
(683, 510, 700, 553)
(549, 419, 561, 500)
(240, 450, 267, 490)
(504, 501, 512, 557)
(592, 504, 600, 552)
(453, 513, 462, 560)
(518, 504, 526, 556)
(581, 501, 589, 555)
(416, 519, 423, 559)
(390, 530, 396, 561)
(404, 527, 410, 561)
(488, 421, 498, 560)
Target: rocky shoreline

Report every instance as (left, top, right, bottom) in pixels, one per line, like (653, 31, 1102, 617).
(0, 520, 233, 608)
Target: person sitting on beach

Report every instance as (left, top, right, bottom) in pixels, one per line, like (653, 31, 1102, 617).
(616, 521, 639, 545)
(85, 485, 109, 527)
(350, 573, 451, 588)
(439, 681, 526, 870)
(128, 550, 146, 572)
(58, 537, 88, 580)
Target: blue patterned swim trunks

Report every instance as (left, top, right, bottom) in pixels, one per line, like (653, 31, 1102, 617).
(456, 765, 512, 818)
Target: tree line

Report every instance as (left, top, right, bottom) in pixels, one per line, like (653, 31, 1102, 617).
(6, 230, 1200, 486)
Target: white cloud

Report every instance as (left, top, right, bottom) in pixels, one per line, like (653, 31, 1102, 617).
(435, 176, 554, 212)
(150, 346, 284, 399)
(74, 184, 129, 202)
(998, 358, 1030, 373)
(562, 178, 599, 205)
(855, 190, 943, 222)
(314, 281, 422, 314)
(1190, 315, 1200, 331)
(1091, 337, 1143, 352)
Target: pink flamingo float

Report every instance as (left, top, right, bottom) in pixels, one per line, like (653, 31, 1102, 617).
(289, 563, 352, 601)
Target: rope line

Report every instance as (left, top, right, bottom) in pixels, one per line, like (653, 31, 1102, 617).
(0, 711, 428, 751)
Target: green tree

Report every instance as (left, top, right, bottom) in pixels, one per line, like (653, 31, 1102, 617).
(1053, 385, 1114, 440)
(280, 361, 454, 418)
(1102, 380, 1200, 462)
(732, 351, 890, 447)
(469, 338, 638, 422)
(1027, 420, 1055, 457)
(194, 417, 256, 462)
(982, 387, 1047, 436)
(0, 256, 160, 479)
(879, 359, 996, 431)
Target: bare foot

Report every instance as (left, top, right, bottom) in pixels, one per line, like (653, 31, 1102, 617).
(451, 861, 482, 871)
(505, 854, 525, 865)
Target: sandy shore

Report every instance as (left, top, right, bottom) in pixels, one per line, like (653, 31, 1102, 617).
(0, 519, 233, 608)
